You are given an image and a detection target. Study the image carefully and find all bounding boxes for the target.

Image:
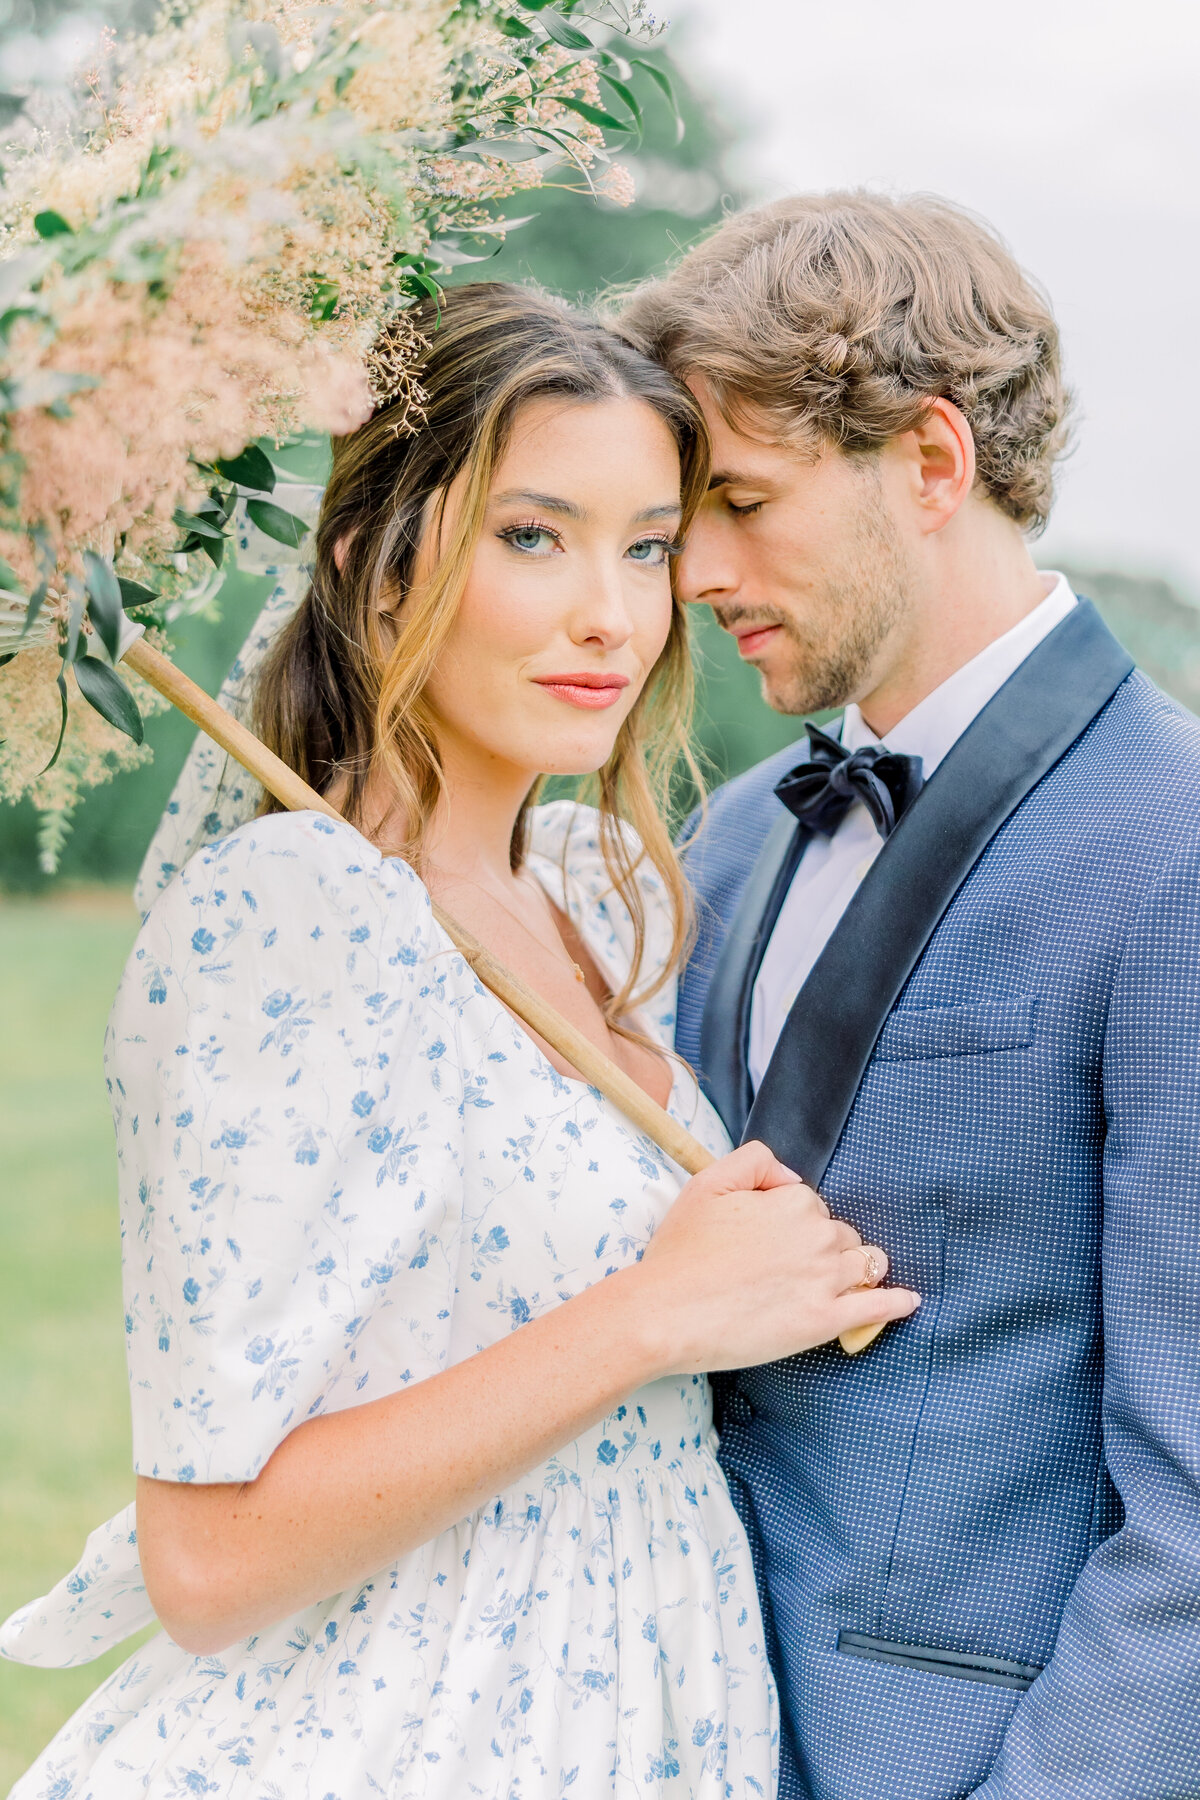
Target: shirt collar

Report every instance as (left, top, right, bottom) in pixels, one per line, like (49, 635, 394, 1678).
(841, 572, 1077, 776)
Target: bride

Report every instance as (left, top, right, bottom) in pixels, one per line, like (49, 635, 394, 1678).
(3, 283, 917, 1798)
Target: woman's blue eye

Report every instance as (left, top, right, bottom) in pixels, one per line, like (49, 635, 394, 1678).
(627, 538, 672, 565)
(504, 526, 557, 554)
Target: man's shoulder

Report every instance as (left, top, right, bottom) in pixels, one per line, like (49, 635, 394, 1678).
(703, 736, 810, 826)
(1084, 668, 1200, 794)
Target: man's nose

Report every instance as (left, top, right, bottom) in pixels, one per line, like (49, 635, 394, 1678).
(677, 511, 739, 607)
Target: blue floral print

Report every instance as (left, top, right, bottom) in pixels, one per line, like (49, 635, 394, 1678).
(1, 803, 777, 1798)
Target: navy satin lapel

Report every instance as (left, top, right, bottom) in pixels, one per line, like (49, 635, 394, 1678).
(744, 600, 1135, 1184)
(699, 808, 804, 1139)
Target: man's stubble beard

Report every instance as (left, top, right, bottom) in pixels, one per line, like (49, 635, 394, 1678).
(719, 476, 915, 717)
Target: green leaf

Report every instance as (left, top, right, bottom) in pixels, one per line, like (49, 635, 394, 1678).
(631, 57, 685, 143)
(516, 0, 558, 10)
(538, 10, 593, 49)
(22, 581, 47, 640)
(41, 669, 69, 773)
(33, 209, 73, 239)
(599, 71, 642, 139)
(82, 550, 123, 662)
(172, 508, 226, 541)
(73, 655, 144, 744)
(459, 136, 548, 162)
(309, 280, 339, 322)
(0, 93, 27, 131)
(555, 94, 633, 133)
(214, 445, 277, 492)
(64, 579, 85, 666)
(0, 651, 15, 668)
(245, 498, 309, 548)
(0, 553, 21, 591)
(501, 13, 535, 34)
(425, 239, 500, 268)
(400, 267, 442, 304)
(118, 578, 160, 611)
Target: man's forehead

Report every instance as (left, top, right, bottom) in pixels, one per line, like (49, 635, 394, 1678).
(684, 372, 818, 483)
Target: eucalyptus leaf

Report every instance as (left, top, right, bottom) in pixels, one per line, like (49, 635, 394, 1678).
(459, 137, 547, 163)
(245, 498, 309, 548)
(214, 445, 276, 492)
(172, 508, 227, 541)
(118, 578, 160, 611)
(501, 14, 535, 34)
(599, 71, 642, 137)
(425, 239, 500, 268)
(82, 550, 123, 662)
(555, 95, 632, 133)
(73, 655, 144, 744)
(22, 581, 47, 640)
(65, 579, 85, 666)
(41, 669, 69, 774)
(33, 209, 73, 239)
(631, 58, 684, 142)
(538, 10, 592, 48)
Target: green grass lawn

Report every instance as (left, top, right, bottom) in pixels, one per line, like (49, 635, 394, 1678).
(0, 891, 148, 1789)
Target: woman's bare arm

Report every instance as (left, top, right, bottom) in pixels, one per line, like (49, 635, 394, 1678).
(137, 1142, 918, 1653)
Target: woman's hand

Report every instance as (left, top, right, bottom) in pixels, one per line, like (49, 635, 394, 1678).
(633, 1140, 920, 1375)
(137, 1140, 916, 1655)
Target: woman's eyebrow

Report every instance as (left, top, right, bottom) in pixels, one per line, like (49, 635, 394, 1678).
(492, 488, 585, 520)
(635, 503, 683, 523)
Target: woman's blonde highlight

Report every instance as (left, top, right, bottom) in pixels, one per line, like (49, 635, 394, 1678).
(254, 283, 710, 1024)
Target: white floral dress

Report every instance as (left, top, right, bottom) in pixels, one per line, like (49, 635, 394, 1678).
(1, 803, 778, 1800)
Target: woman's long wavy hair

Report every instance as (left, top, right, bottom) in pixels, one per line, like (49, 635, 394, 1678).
(254, 283, 710, 1022)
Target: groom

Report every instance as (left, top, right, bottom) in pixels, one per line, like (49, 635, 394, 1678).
(623, 193, 1200, 1799)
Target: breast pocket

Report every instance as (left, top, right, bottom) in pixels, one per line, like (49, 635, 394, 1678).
(873, 996, 1036, 1063)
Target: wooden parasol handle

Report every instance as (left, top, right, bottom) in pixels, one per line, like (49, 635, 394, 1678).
(122, 633, 885, 1356)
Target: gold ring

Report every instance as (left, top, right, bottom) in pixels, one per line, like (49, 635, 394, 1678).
(856, 1246, 882, 1288)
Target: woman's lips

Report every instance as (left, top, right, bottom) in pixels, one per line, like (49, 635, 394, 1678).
(534, 674, 630, 710)
(731, 624, 782, 658)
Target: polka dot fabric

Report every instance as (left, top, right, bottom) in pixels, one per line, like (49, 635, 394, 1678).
(680, 670, 1200, 1800)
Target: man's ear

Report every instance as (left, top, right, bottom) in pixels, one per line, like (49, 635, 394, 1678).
(905, 397, 977, 534)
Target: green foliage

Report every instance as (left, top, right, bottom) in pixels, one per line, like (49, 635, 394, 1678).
(0, 895, 151, 1782)
(480, 37, 735, 303)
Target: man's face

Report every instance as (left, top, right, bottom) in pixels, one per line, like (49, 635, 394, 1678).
(678, 380, 916, 715)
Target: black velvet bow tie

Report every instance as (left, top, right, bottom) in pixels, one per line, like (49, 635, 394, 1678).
(774, 721, 925, 840)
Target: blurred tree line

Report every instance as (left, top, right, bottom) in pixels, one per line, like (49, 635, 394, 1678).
(2, 16, 1200, 890)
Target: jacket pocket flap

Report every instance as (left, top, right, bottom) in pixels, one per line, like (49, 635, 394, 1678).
(837, 1629, 1042, 1690)
(873, 996, 1035, 1063)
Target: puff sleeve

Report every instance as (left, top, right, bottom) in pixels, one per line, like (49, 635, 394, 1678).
(109, 811, 464, 1485)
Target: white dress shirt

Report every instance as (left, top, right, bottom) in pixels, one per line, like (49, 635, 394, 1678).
(747, 573, 1078, 1091)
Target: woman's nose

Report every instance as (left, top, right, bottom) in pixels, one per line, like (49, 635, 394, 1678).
(569, 562, 636, 647)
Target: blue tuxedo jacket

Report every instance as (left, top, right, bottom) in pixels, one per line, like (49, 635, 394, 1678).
(677, 602, 1200, 1800)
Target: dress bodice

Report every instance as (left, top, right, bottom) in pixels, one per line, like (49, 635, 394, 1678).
(1, 803, 776, 1800)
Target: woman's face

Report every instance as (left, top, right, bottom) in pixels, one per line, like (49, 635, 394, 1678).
(420, 394, 683, 782)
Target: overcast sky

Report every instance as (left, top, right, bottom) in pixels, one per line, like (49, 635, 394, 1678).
(675, 0, 1200, 596)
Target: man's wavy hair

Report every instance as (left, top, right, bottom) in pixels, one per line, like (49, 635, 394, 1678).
(620, 190, 1072, 533)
